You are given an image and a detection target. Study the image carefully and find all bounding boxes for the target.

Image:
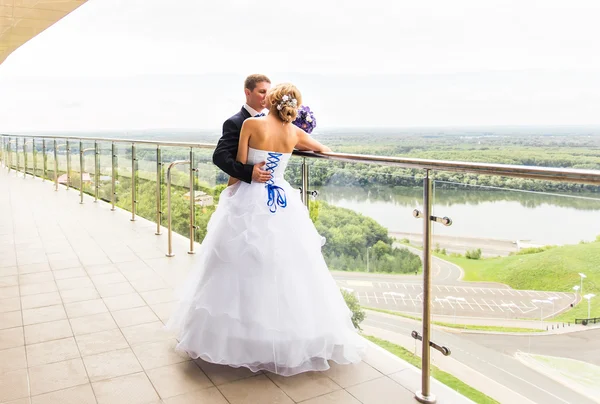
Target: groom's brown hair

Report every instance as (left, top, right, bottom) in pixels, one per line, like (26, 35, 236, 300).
(244, 74, 271, 91)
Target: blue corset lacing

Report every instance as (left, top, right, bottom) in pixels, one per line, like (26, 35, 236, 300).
(265, 152, 287, 213)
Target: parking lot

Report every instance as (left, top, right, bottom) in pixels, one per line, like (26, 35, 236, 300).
(337, 280, 576, 320)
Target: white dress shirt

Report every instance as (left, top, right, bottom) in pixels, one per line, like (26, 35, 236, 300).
(244, 104, 268, 117)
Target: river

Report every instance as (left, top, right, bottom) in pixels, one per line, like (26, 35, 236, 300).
(314, 185, 600, 246)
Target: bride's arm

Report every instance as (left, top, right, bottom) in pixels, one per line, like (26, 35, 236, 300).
(295, 127, 332, 152)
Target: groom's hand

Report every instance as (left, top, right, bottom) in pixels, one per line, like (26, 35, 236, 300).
(252, 162, 271, 183)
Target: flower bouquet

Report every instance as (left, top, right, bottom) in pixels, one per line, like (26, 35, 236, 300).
(292, 105, 317, 134)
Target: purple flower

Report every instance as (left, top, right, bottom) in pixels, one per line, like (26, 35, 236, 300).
(292, 105, 317, 134)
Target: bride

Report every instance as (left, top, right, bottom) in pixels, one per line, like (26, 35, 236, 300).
(166, 83, 366, 376)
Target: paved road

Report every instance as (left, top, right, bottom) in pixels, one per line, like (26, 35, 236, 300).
(462, 328, 600, 366)
(333, 271, 576, 321)
(364, 311, 597, 404)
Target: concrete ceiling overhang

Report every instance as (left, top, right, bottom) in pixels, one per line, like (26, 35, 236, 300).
(0, 0, 87, 65)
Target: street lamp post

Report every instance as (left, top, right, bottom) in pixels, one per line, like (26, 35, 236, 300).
(584, 294, 596, 319)
(573, 286, 581, 310)
(579, 273, 587, 295)
(548, 296, 559, 317)
(532, 299, 552, 325)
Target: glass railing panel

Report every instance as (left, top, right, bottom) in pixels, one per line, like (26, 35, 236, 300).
(75, 140, 95, 198)
(0, 136, 4, 167)
(54, 139, 69, 189)
(68, 140, 81, 191)
(34, 138, 46, 181)
(113, 142, 134, 210)
(285, 156, 303, 191)
(430, 178, 600, 320)
(306, 158, 425, 317)
(12, 137, 21, 174)
(10, 138, 19, 172)
(94, 140, 112, 203)
(44, 138, 58, 184)
(158, 145, 193, 239)
(192, 147, 223, 243)
(23, 137, 34, 177)
(430, 174, 600, 404)
(30, 137, 41, 179)
(129, 143, 160, 224)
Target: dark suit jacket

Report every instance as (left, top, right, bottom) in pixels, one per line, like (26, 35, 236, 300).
(212, 107, 254, 184)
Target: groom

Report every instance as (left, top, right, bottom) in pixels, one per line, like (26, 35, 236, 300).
(212, 74, 273, 184)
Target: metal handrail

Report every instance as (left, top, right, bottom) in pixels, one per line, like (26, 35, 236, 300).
(2, 133, 600, 184)
(0, 134, 216, 149)
(2, 132, 600, 404)
(293, 150, 600, 185)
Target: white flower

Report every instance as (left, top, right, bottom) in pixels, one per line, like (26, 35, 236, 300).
(292, 99, 297, 105)
(282, 95, 289, 101)
(307, 117, 313, 122)
(277, 105, 282, 110)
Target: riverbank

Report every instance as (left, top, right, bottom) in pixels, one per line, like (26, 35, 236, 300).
(388, 231, 541, 257)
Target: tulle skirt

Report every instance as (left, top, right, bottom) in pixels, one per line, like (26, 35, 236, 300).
(166, 179, 366, 376)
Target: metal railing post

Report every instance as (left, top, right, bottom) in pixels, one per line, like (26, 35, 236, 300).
(130, 143, 136, 221)
(54, 140, 58, 191)
(416, 169, 436, 404)
(11, 138, 17, 173)
(155, 145, 162, 235)
(188, 148, 195, 254)
(79, 140, 84, 203)
(165, 160, 191, 257)
(22, 139, 34, 179)
(94, 141, 99, 202)
(32, 139, 37, 178)
(66, 140, 71, 190)
(301, 157, 309, 207)
(80, 143, 96, 204)
(7, 138, 14, 172)
(22, 138, 27, 178)
(111, 142, 116, 211)
(42, 139, 47, 181)
(15, 138, 20, 176)
(166, 163, 175, 257)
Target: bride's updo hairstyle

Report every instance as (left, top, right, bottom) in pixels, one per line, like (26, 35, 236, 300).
(266, 83, 303, 123)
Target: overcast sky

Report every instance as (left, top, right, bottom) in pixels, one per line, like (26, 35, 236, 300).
(1, 0, 600, 131)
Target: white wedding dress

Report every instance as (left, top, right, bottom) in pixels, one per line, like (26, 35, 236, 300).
(166, 147, 366, 376)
